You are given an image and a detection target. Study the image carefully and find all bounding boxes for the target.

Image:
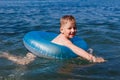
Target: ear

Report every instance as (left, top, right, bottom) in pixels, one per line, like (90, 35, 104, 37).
(60, 27, 64, 34)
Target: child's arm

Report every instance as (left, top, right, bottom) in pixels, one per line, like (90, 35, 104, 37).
(66, 42, 105, 63)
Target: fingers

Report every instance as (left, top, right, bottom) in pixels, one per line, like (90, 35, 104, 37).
(94, 57, 106, 63)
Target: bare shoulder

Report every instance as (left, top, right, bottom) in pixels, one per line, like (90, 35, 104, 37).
(63, 39, 74, 47)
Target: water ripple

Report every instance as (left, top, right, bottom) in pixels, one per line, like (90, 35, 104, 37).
(0, 0, 120, 80)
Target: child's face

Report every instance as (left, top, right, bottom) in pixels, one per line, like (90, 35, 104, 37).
(60, 21, 77, 39)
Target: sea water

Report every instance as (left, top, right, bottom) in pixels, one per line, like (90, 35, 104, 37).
(0, 0, 120, 80)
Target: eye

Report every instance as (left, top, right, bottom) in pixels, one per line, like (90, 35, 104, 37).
(68, 27, 71, 30)
(73, 27, 76, 30)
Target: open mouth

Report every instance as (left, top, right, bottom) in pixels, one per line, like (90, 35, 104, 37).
(70, 34, 75, 37)
(70, 33, 75, 36)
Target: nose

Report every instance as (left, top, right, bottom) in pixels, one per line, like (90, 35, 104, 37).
(71, 28, 76, 33)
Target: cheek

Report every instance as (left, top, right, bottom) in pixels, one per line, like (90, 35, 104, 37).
(64, 29, 69, 33)
(67, 30, 71, 34)
(74, 29, 77, 33)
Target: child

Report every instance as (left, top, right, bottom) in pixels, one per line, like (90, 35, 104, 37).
(51, 15, 105, 63)
(0, 15, 105, 65)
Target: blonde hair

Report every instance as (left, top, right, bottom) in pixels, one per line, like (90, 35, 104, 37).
(60, 15, 76, 27)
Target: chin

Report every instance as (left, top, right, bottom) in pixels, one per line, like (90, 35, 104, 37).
(69, 36, 74, 39)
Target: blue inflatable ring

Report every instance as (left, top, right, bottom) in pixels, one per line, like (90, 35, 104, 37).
(23, 31, 89, 59)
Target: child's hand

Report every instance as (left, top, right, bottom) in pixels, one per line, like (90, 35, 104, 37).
(93, 57, 106, 63)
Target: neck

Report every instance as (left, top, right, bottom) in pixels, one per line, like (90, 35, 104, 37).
(60, 33, 70, 40)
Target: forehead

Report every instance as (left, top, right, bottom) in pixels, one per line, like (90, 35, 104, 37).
(64, 21, 76, 26)
(61, 22, 76, 29)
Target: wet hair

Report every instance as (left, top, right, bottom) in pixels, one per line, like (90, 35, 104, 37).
(60, 15, 76, 27)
